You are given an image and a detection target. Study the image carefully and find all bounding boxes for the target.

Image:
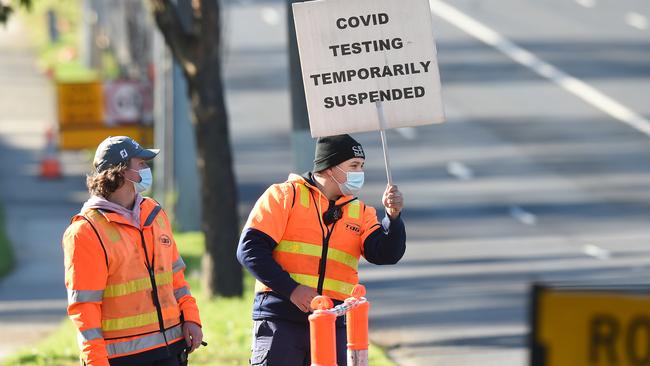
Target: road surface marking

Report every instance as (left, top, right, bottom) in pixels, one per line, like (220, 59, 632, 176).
(261, 7, 281, 26)
(395, 127, 417, 140)
(625, 12, 648, 30)
(582, 244, 611, 260)
(575, 0, 595, 8)
(429, 0, 650, 136)
(446, 161, 474, 181)
(509, 206, 537, 225)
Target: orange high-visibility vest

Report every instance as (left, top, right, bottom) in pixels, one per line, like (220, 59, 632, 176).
(248, 174, 380, 301)
(63, 198, 199, 363)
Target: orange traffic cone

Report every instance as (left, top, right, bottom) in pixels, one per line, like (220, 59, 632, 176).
(40, 126, 62, 179)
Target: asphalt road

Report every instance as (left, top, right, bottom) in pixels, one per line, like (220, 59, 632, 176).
(0, 20, 87, 362)
(222, 0, 650, 365)
(1, 1, 646, 365)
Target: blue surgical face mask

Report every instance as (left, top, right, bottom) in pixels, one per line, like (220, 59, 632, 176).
(332, 166, 364, 196)
(128, 167, 153, 193)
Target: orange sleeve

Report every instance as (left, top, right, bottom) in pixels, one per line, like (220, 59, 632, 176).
(243, 183, 293, 243)
(156, 209, 201, 326)
(62, 220, 110, 366)
(360, 203, 381, 254)
(170, 240, 201, 326)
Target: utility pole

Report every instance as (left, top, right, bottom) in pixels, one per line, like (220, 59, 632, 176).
(153, 0, 201, 230)
(287, 0, 315, 173)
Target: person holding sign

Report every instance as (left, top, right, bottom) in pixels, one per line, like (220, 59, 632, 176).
(237, 134, 406, 365)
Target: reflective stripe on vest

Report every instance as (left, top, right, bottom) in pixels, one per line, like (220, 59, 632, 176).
(289, 273, 354, 297)
(347, 200, 360, 219)
(106, 324, 183, 357)
(297, 184, 310, 208)
(87, 210, 121, 243)
(276, 240, 358, 271)
(78, 327, 103, 343)
(67, 289, 104, 304)
(102, 306, 179, 331)
(103, 271, 173, 298)
(174, 286, 191, 301)
(172, 257, 186, 273)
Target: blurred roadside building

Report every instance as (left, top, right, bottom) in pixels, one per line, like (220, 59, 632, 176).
(74, 0, 201, 230)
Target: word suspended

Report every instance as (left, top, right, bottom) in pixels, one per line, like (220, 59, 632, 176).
(324, 86, 426, 109)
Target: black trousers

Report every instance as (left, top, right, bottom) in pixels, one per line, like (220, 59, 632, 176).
(106, 341, 187, 366)
(251, 319, 347, 366)
(107, 353, 184, 366)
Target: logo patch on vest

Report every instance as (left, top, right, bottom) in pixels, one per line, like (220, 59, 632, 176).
(345, 222, 361, 235)
(159, 234, 172, 247)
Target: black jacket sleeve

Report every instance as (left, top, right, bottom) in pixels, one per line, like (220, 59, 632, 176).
(236, 227, 299, 299)
(363, 212, 406, 265)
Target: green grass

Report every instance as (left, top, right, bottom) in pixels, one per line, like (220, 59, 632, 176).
(3, 321, 80, 365)
(0, 204, 15, 278)
(4, 232, 395, 366)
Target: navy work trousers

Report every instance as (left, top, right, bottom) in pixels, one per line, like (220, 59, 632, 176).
(250, 319, 347, 366)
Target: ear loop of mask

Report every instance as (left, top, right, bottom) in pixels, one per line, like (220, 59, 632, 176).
(126, 169, 141, 182)
(329, 167, 348, 190)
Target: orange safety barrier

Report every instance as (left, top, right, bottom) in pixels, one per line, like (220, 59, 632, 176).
(309, 295, 337, 366)
(346, 285, 370, 366)
(309, 284, 370, 366)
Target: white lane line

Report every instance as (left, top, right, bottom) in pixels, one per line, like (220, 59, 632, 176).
(582, 244, 611, 260)
(446, 161, 474, 181)
(395, 127, 417, 140)
(625, 12, 648, 30)
(0, 299, 68, 312)
(261, 7, 281, 26)
(575, 0, 595, 9)
(509, 206, 537, 225)
(429, 1, 650, 136)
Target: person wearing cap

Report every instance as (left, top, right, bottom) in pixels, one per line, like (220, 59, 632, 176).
(237, 134, 406, 365)
(61, 136, 203, 366)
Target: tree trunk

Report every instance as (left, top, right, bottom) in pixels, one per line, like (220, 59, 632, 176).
(151, 0, 243, 297)
(189, 54, 242, 297)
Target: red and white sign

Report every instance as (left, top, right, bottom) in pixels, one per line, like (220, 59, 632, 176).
(104, 81, 153, 125)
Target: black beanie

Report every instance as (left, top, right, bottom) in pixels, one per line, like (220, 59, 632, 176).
(313, 134, 365, 172)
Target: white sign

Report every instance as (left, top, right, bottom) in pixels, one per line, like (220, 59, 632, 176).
(104, 81, 153, 125)
(292, 0, 445, 137)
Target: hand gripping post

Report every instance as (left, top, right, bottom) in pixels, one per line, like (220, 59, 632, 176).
(346, 285, 370, 366)
(309, 296, 337, 366)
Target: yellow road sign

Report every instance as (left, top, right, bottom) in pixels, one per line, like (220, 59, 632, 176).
(531, 284, 650, 366)
(59, 125, 153, 150)
(57, 81, 104, 125)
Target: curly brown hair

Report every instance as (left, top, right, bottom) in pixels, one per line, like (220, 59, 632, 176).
(86, 162, 129, 197)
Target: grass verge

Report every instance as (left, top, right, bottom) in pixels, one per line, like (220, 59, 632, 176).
(4, 232, 395, 366)
(0, 204, 14, 278)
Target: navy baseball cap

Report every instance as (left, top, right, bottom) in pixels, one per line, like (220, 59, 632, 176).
(93, 136, 159, 172)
